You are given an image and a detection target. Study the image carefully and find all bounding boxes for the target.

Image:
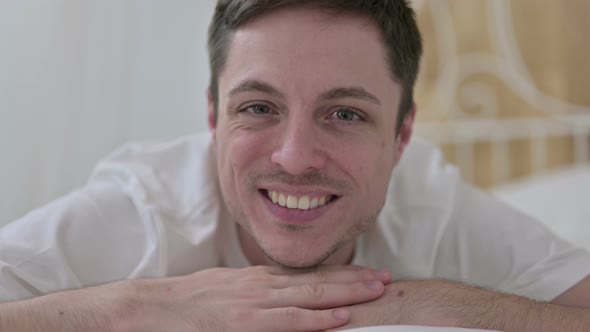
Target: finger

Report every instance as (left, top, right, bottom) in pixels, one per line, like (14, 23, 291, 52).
(302, 266, 391, 284)
(259, 307, 350, 332)
(268, 264, 369, 276)
(316, 264, 368, 272)
(273, 268, 390, 288)
(269, 280, 385, 309)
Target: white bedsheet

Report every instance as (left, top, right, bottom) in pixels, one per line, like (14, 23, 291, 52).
(492, 165, 590, 251)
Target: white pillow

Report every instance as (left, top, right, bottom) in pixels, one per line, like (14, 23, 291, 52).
(492, 165, 590, 251)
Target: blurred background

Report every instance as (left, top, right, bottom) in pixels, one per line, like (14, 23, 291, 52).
(412, 0, 590, 249)
(1, 0, 215, 225)
(1, 0, 589, 249)
(414, 0, 590, 187)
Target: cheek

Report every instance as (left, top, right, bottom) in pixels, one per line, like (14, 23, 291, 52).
(218, 128, 272, 180)
(340, 139, 395, 198)
(351, 139, 394, 174)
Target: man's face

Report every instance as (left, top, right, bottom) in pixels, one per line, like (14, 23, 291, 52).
(209, 7, 413, 269)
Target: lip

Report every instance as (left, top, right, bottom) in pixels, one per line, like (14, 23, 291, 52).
(260, 184, 339, 198)
(259, 190, 338, 224)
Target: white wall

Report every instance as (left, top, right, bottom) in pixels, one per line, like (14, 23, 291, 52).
(0, 0, 215, 225)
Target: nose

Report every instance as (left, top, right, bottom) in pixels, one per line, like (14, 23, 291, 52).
(270, 118, 327, 175)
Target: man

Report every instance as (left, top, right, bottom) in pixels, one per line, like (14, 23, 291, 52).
(1, 0, 589, 331)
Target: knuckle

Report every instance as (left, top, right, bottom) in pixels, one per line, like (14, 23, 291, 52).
(272, 274, 288, 286)
(360, 270, 377, 281)
(243, 274, 273, 286)
(238, 271, 270, 285)
(346, 264, 366, 271)
(248, 265, 270, 274)
(304, 283, 325, 300)
(312, 270, 329, 282)
(239, 266, 279, 286)
(283, 306, 300, 322)
(252, 287, 274, 300)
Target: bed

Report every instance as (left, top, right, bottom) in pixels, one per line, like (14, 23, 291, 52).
(411, 0, 590, 252)
(415, 116, 590, 251)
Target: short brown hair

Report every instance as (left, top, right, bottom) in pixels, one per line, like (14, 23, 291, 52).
(208, 0, 422, 133)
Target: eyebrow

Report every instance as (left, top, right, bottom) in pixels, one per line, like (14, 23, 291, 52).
(319, 87, 382, 106)
(228, 80, 285, 99)
(228, 79, 381, 106)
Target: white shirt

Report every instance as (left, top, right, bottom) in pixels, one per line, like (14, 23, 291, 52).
(1, 132, 589, 302)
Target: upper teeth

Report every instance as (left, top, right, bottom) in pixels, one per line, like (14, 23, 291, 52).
(267, 191, 330, 210)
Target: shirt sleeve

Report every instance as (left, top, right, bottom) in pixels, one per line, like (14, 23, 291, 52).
(0, 182, 156, 302)
(432, 180, 590, 301)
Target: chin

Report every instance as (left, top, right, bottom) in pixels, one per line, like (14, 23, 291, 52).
(266, 253, 328, 270)
(259, 237, 346, 270)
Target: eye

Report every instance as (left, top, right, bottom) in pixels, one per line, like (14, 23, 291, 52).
(329, 108, 364, 122)
(244, 104, 272, 115)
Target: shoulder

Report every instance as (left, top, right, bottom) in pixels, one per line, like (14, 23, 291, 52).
(93, 132, 214, 180)
(78, 132, 225, 274)
(89, 132, 219, 215)
(387, 137, 460, 209)
(354, 138, 461, 277)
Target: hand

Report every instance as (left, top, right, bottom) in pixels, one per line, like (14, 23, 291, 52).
(111, 265, 392, 332)
(332, 280, 503, 331)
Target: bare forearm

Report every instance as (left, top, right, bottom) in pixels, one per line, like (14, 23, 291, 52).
(486, 294, 590, 332)
(386, 280, 590, 331)
(442, 283, 590, 332)
(0, 285, 124, 332)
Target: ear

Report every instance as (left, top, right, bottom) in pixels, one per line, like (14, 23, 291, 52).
(207, 88, 217, 142)
(393, 103, 416, 165)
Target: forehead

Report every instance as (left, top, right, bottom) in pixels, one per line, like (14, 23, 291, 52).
(218, 6, 400, 101)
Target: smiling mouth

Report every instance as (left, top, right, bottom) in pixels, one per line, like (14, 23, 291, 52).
(259, 189, 339, 210)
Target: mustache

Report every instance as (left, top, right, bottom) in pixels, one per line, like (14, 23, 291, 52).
(246, 170, 352, 193)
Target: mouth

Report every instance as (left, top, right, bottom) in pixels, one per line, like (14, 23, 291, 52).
(259, 189, 340, 210)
